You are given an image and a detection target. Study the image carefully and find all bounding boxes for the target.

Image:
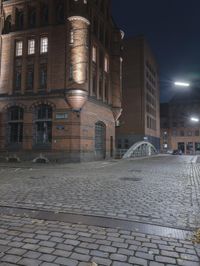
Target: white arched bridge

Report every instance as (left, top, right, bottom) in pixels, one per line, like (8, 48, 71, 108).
(122, 141, 157, 159)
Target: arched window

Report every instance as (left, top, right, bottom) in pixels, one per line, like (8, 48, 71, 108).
(29, 8, 36, 28)
(56, 1, 64, 24)
(35, 105, 52, 145)
(3, 15, 12, 34)
(8, 107, 24, 144)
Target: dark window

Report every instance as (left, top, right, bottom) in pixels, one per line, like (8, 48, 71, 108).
(16, 9, 24, 30)
(29, 8, 36, 28)
(8, 107, 24, 144)
(104, 77, 109, 102)
(41, 5, 48, 25)
(99, 71, 103, 99)
(14, 68, 22, 91)
(35, 105, 52, 145)
(92, 63, 97, 96)
(56, 1, 64, 24)
(93, 17, 98, 36)
(3, 15, 12, 34)
(27, 68, 34, 90)
(39, 65, 47, 89)
(99, 23, 104, 43)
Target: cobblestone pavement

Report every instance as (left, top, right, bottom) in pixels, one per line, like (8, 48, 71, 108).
(0, 155, 200, 265)
(0, 214, 199, 266)
(0, 155, 199, 230)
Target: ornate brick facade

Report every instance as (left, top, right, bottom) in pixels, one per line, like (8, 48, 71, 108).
(0, 0, 123, 162)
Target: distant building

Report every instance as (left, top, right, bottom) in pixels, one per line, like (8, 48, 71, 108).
(160, 89, 200, 154)
(116, 36, 160, 152)
(0, 0, 123, 162)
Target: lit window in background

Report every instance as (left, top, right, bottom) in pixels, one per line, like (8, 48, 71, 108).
(40, 37, 48, 53)
(16, 41, 23, 56)
(104, 56, 109, 72)
(28, 39, 35, 55)
(92, 46, 97, 63)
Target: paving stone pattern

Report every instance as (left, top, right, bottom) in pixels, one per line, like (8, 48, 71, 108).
(0, 215, 199, 266)
(0, 156, 199, 230)
(0, 156, 200, 265)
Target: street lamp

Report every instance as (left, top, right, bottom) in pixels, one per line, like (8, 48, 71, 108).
(174, 81, 190, 87)
(191, 117, 199, 122)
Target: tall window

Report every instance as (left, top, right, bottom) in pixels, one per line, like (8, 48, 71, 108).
(104, 77, 109, 102)
(99, 71, 103, 99)
(16, 41, 23, 56)
(16, 9, 24, 30)
(92, 45, 97, 63)
(40, 37, 48, 53)
(3, 15, 12, 34)
(35, 105, 52, 145)
(14, 68, 22, 91)
(92, 65, 97, 96)
(27, 67, 34, 90)
(41, 5, 48, 25)
(56, 1, 64, 23)
(40, 65, 47, 89)
(104, 56, 109, 72)
(8, 107, 23, 144)
(70, 30, 74, 45)
(28, 39, 35, 55)
(29, 8, 36, 28)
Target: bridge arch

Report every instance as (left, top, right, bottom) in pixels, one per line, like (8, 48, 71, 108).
(123, 141, 157, 159)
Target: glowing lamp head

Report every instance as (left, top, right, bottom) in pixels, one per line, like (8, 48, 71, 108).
(191, 117, 199, 122)
(174, 82, 190, 87)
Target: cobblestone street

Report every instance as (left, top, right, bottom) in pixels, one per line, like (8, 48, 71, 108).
(0, 155, 200, 265)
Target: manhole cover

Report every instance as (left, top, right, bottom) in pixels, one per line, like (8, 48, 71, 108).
(120, 177, 142, 182)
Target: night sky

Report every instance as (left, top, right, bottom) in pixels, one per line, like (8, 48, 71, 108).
(112, 0, 200, 102)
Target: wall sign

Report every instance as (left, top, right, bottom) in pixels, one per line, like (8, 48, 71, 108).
(56, 113, 68, 120)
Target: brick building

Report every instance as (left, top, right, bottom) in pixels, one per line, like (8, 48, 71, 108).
(0, 0, 123, 162)
(116, 36, 160, 151)
(160, 89, 200, 154)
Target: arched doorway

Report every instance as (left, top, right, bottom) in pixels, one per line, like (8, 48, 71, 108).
(95, 122, 106, 160)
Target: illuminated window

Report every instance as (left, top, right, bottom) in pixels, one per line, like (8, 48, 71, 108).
(16, 41, 23, 56)
(92, 45, 97, 63)
(70, 30, 74, 44)
(104, 56, 109, 72)
(28, 39, 35, 55)
(40, 37, 48, 53)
